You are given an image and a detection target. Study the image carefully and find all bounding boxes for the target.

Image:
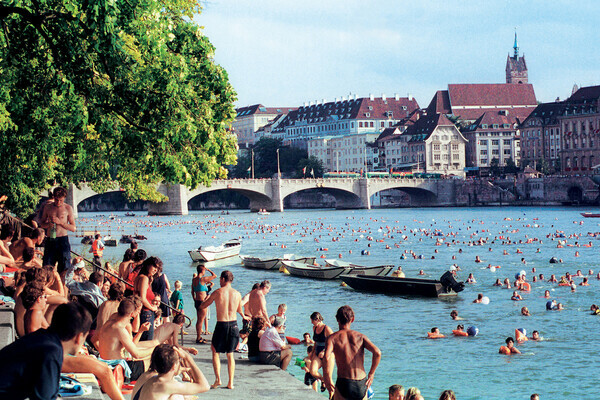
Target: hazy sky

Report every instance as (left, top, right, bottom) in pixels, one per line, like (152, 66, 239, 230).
(196, 1, 600, 109)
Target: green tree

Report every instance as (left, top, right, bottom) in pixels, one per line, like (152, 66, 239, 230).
(297, 156, 324, 178)
(489, 158, 501, 177)
(253, 137, 282, 177)
(535, 158, 551, 175)
(0, 0, 237, 217)
(504, 158, 520, 174)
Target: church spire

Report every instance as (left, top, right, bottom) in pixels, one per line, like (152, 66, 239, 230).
(513, 31, 519, 59)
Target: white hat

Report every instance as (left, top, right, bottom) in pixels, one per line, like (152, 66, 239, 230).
(449, 265, 457, 271)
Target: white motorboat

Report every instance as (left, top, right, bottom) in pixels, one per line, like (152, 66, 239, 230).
(188, 239, 242, 262)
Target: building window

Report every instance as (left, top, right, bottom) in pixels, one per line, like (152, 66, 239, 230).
(359, 122, 363, 128)
(433, 144, 440, 150)
(503, 149, 511, 155)
(481, 159, 488, 165)
(492, 149, 499, 155)
(453, 153, 459, 160)
(434, 154, 440, 161)
(480, 150, 488, 155)
(452, 144, 459, 150)
(480, 140, 488, 145)
(503, 139, 511, 145)
(492, 140, 499, 145)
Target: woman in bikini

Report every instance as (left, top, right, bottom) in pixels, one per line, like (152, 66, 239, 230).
(192, 265, 217, 344)
(134, 257, 160, 341)
(308, 311, 334, 388)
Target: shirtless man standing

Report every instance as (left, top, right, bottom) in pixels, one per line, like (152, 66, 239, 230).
(93, 298, 158, 375)
(247, 280, 271, 326)
(40, 187, 76, 277)
(200, 270, 248, 389)
(324, 305, 381, 400)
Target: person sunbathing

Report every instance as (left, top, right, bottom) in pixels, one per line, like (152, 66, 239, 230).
(92, 298, 159, 378)
(131, 344, 209, 400)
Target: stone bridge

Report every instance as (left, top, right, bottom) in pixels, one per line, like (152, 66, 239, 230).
(65, 178, 456, 217)
(64, 176, 599, 217)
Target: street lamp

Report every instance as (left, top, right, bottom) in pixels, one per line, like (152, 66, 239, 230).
(276, 148, 281, 178)
(251, 149, 255, 179)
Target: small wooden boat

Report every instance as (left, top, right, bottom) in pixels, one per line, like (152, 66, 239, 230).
(241, 256, 283, 270)
(340, 275, 460, 298)
(189, 239, 242, 262)
(124, 212, 135, 217)
(281, 260, 349, 280)
(325, 259, 394, 276)
(581, 212, 600, 218)
(242, 255, 317, 270)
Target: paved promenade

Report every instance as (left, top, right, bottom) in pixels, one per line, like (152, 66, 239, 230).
(182, 329, 323, 399)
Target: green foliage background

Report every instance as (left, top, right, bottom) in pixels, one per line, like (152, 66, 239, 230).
(0, 0, 238, 216)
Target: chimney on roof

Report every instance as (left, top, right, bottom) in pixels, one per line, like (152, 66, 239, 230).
(395, 93, 399, 101)
(335, 97, 339, 103)
(369, 94, 374, 101)
(304, 102, 308, 107)
(354, 94, 358, 100)
(342, 96, 347, 101)
(408, 93, 413, 101)
(382, 94, 386, 101)
(322, 99, 326, 104)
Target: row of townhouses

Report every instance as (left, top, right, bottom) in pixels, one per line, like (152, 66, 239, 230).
(231, 36, 600, 177)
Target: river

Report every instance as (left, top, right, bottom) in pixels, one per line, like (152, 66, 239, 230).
(74, 207, 600, 400)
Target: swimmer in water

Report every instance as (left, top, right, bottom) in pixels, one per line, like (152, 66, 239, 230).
(473, 293, 483, 304)
(450, 310, 462, 320)
(530, 331, 540, 341)
(511, 291, 522, 301)
(418, 269, 425, 276)
(521, 307, 530, 316)
(493, 278, 502, 286)
(590, 305, 600, 315)
(499, 337, 520, 355)
(548, 274, 558, 283)
(466, 273, 476, 284)
(544, 290, 551, 298)
(503, 278, 511, 289)
(580, 277, 590, 286)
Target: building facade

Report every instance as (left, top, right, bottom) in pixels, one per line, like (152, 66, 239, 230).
(270, 95, 420, 150)
(518, 102, 564, 172)
(308, 133, 379, 172)
(559, 85, 600, 175)
(232, 104, 295, 149)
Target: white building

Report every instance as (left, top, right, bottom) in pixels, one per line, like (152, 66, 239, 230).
(308, 133, 380, 172)
(270, 95, 420, 149)
(232, 104, 295, 149)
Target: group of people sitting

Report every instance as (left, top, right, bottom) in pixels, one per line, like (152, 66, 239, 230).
(0, 219, 211, 400)
(388, 385, 457, 400)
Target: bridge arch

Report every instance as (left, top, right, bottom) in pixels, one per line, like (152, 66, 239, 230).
(187, 188, 271, 211)
(369, 185, 438, 207)
(282, 187, 363, 209)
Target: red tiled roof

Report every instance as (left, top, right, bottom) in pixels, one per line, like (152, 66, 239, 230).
(236, 104, 296, 118)
(271, 97, 420, 133)
(426, 90, 451, 114)
(506, 55, 527, 73)
(448, 84, 537, 107)
(455, 107, 535, 125)
(567, 85, 600, 103)
(404, 113, 456, 140)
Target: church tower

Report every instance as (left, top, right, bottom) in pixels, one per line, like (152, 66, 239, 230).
(505, 32, 528, 84)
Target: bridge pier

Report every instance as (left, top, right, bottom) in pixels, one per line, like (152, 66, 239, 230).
(148, 184, 189, 216)
(358, 179, 371, 210)
(270, 178, 284, 212)
(66, 183, 79, 219)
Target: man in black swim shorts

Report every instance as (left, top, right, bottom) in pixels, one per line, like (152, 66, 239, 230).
(201, 270, 249, 390)
(324, 305, 381, 400)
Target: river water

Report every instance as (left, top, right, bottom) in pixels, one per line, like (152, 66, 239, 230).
(74, 207, 600, 400)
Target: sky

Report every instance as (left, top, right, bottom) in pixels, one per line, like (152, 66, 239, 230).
(195, 0, 600, 109)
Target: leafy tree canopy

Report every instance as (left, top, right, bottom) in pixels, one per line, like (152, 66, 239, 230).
(0, 0, 237, 216)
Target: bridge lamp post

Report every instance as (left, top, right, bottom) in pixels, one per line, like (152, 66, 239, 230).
(276, 148, 281, 178)
(251, 149, 255, 179)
